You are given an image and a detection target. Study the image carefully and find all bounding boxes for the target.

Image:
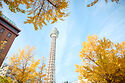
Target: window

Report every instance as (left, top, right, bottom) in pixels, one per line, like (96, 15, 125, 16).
(0, 28, 5, 33)
(8, 33, 11, 37)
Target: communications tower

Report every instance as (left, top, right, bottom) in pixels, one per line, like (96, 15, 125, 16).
(47, 28, 59, 83)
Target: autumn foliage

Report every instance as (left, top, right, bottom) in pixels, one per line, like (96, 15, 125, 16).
(9, 46, 47, 83)
(0, 0, 120, 30)
(75, 35, 125, 83)
(0, 76, 13, 83)
(24, 0, 69, 30)
(0, 0, 69, 30)
(87, 0, 119, 7)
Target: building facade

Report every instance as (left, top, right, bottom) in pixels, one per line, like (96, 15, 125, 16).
(47, 28, 59, 83)
(0, 14, 21, 67)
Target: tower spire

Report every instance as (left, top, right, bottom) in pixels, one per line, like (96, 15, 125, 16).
(47, 27, 59, 83)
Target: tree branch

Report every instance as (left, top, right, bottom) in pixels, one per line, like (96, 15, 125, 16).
(47, 0, 58, 8)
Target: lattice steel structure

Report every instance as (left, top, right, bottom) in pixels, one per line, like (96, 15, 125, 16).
(47, 28, 59, 83)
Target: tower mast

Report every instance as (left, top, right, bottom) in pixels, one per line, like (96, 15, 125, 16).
(47, 28, 59, 83)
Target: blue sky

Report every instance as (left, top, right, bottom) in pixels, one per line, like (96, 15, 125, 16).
(1, 0, 125, 82)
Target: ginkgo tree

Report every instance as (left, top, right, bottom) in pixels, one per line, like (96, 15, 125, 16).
(0, 0, 69, 30)
(35, 56, 48, 83)
(87, 0, 119, 7)
(0, 76, 13, 83)
(24, 0, 69, 30)
(75, 35, 125, 83)
(0, 0, 119, 30)
(9, 46, 47, 83)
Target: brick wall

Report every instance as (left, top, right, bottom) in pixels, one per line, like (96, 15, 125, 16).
(0, 16, 20, 67)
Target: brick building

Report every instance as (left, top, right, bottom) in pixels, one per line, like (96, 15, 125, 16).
(0, 14, 20, 67)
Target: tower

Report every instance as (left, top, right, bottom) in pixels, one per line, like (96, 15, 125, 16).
(47, 27, 59, 83)
(0, 14, 20, 67)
